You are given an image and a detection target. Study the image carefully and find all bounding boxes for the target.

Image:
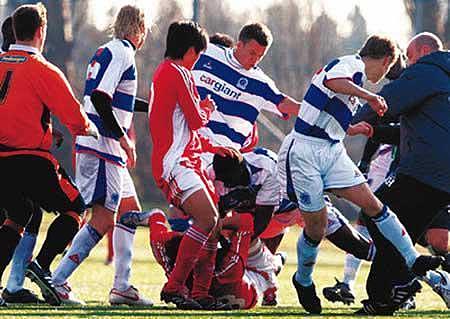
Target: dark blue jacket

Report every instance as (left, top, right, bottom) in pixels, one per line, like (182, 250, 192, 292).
(353, 51, 450, 193)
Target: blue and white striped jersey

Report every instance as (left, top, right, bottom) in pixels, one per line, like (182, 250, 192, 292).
(192, 44, 286, 150)
(293, 54, 365, 142)
(76, 39, 137, 166)
(208, 148, 280, 211)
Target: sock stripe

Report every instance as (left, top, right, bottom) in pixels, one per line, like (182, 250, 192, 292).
(115, 224, 136, 235)
(371, 205, 389, 222)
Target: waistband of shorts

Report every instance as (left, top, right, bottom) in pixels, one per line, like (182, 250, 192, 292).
(292, 132, 340, 145)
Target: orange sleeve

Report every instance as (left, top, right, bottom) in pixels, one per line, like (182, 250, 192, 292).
(33, 61, 90, 137)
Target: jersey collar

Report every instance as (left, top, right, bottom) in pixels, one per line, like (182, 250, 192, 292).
(9, 44, 41, 56)
(226, 47, 245, 69)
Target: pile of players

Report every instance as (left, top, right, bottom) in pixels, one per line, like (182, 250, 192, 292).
(0, 2, 449, 315)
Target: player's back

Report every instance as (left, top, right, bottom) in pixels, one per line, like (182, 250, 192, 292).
(0, 49, 54, 150)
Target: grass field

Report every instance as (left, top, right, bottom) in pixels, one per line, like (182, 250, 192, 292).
(0, 214, 448, 318)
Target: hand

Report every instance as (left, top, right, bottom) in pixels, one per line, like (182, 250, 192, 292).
(52, 129, 64, 148)
(367, 94, 387, 117)
(200, 94, 216, 112)
(212, 146, 239, 158)
(347, 121, 374, 137)
(86, 122, 99, 139)
(119, 135, 136, 168)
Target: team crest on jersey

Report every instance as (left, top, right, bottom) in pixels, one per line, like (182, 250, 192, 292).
(203, 61, 213, 70)
(236, 77, 248, 90)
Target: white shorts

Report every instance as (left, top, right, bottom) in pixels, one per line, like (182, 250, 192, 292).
(278, 133, 366, 212)
(163, 163, 211, 207)
(75, 153, 137, 212)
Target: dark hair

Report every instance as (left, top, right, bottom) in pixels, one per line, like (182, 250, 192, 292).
(12, 2, 47, 41)
(209, 32, 234, 48)
(238, 23, 272, 47)
(359, 35, 398, 60)
(385, 52, 406, 81)
(213, 151, 249, 187)
(164, 20, 208, 59)
(1, 16, 15, 52)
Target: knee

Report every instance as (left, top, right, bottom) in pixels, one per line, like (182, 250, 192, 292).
(361, 198, 384, 217)
(304, 218, 327, 242)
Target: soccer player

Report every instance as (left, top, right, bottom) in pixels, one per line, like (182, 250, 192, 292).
(0, 3, 97, 306)
(50, 5, 152, 306)
(277, 35, 443, 314)
(149, 20, 235, 310)
(192, 23, 300, 153)
(350, 32, 450, 314)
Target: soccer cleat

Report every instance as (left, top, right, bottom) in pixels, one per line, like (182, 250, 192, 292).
(292, 273, 321, 314)
(391, 278, 421, 309)
(2, 288, 42, 304)
(109, 285, 153, 306)
(54, 282, 86, 306)
(119, 209, 164, 229)
(160, 290, 202, 310)
(25, 260, 61, 306)
(354, 299, 394, 315)
(195, 296, 234, 310)
(275, 252, 287, 276)
(442, 254, 450, 273)
(411, 255, 444, 276)
(262, 287, 278, 306)
(323, 278, 355, 305)
(0, 296, 6, 307)
(428, 270, 450, 309)
(399, 297, 416, 310)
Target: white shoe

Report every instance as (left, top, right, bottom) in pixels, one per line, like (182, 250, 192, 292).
(55, 282, 86, 306)
(430, 270, 450, 309)
(119, 209, 164, 228)
(109, 285, 153, 306)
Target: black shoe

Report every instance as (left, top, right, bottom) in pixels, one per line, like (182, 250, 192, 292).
(354, 299, 394, 315)
(411, 255, 444, 276)
(25, 261, 61, 306)
(195, 296, 234, 310)
(399, 297, 416, 310)
(323, 278, 355, 305)
(262, 288, 278, 306)
(2, 288, 42, 304)
(391, 278, 421, 309)
(160, 290, 202, 310)
(292, 273, 321, 314)
(442, 253, 450, 273)
(0, 297, 6, 307)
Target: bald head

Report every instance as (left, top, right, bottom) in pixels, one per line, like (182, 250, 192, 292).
(406, 32, 443, 65)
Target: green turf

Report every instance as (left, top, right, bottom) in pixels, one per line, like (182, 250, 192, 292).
(0, 215, 447, 318)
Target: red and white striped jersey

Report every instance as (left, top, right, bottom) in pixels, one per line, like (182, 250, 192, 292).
(149, 59, 214, 190)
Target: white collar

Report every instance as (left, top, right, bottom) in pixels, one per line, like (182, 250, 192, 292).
(9, 44, 41, 56)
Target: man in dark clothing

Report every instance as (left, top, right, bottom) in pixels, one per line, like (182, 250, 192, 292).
(353, 32, 450, 314)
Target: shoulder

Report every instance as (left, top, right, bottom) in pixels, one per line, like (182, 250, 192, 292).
(34, 55, 68, 81)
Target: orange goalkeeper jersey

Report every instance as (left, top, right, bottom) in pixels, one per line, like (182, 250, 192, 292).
(0, 45, 90, 153)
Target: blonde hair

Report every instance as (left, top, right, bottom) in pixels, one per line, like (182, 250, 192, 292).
(112, 5, 145, 39)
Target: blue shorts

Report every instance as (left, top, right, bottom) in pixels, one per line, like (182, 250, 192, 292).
(278, 133, 366, 212)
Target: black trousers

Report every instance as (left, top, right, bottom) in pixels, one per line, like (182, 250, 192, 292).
(363, 173, 450, 303)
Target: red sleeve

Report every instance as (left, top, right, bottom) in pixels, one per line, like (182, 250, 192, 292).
(171, 64, 210, 130)
(35, 62, 90, 136)
(199, 134, 217, 153)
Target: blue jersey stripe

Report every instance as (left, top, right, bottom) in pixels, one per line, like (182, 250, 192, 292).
(75, 144, 125, 165)
(294, 117, 337, 142)
(253, 147, 277, 163)
(83, 48, 113, 96)
(303, 83, 329, 111)
(111, 91, 135, 112)
(324, 58, 340, 72)
(324, 97, 353, 131)
(194, 54, 285, 105)
(120, 64, 136, 81)
(87, 113, 127, 140)
(207, 120, 247, 145)
(197, 87, 258, 124)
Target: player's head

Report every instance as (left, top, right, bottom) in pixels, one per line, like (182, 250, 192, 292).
(1, 16, 15, 52)
(213, 151, 250, 187)
(164, 21, 208, 69)
(235, 23, 272, 70)
(113, 5, 147, 50)
(406, 32, 443, 66)
(12, 2, 47, 52)
(209, 33, 234, 48)
(359, 35, 398, 84)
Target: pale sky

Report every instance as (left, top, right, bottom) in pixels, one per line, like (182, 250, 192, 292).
(90, 0, 412, 47)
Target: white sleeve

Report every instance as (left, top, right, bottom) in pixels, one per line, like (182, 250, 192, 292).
(95, 46, 128, 98)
